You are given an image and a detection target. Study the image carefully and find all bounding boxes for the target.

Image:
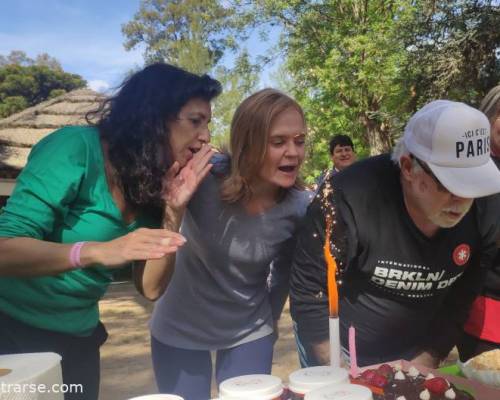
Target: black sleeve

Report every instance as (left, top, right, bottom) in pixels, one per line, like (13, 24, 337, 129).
(422, 197, 500, 358)
(421, 253, 485, 359)
(289, 182, 352, 344)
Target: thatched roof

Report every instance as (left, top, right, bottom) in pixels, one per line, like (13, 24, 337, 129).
(0, 88, 105, 178)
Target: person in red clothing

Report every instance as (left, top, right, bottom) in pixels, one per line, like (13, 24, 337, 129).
(459, 86, 500, 361)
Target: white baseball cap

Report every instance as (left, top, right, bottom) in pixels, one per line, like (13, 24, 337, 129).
(403, 100, 500, 198)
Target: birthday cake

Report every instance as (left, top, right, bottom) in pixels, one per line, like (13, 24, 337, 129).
(351, 363, 474, 400)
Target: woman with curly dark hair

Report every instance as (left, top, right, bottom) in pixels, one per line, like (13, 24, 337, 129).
(0, 63, 221, 400)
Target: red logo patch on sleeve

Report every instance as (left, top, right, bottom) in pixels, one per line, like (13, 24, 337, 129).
(453, 244, 470, 266)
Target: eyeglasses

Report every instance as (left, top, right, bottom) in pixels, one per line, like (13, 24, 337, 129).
(410, 154, 449, 193)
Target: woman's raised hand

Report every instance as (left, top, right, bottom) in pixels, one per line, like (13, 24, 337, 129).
(89, 228, 186, 268)
(162, 144, 215, 210)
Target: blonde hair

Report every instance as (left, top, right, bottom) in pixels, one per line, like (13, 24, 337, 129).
(480, 85, 500, 122)
(220, 88, 305, 203)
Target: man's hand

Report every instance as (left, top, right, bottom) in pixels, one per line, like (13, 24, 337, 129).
(411, 351, 440, 368)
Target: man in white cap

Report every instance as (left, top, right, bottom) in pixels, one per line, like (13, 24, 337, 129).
(290, 100, 500, 368)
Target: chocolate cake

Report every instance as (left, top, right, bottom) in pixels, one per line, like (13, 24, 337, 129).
(351, 363, 474, 400)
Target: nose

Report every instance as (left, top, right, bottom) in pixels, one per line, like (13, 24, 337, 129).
(285, 141, 299, 157)
(199, 124, 210, 144)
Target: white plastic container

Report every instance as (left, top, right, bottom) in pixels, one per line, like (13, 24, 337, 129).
(0, 352, 63, 400)
(304, 383, 373, 400)
(219, 374, 284, 400)
(458, 358, 500, 388)
(128, 395, 184, 400)
(288, 366, 350, 399)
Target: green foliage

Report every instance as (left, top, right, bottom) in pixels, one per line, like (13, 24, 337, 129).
(400, 0, 500, 109)
(247, 0, 500, 181)
(0, 51, 86, 118)
(0, 50, 62, 70)
(0, 51, 33, 67)
(122, 0, 259, 141)
(0, 96, 28, 119)
(122, 0, 244, 74)
(251, 0, 414, 181)
(211, 50, 259, 148)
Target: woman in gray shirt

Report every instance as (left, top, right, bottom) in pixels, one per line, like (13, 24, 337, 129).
(135, 88, 311, 400)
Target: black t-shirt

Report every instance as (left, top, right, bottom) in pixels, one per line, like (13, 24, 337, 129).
(290, 154, 499, 366)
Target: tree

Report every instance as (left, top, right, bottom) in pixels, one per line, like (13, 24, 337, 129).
(0, 51, 33, 67)
(0, 96, 28, 119)
(0, 54, 86, 118)
(0, 50, 62, 70)
(34, 53, 63, 71)
(122, 0, 243, 74)
(248, 0, 415, 184)
(122, 0, 259, 140)
(211, 50, 259, 148)
(401, 0, 500, 110)
(246, 0, 500, 181)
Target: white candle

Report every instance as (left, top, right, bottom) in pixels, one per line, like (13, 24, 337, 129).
(329, 317, 340, 368)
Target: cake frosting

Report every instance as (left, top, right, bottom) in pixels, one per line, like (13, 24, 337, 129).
(351, 364, 474, 400)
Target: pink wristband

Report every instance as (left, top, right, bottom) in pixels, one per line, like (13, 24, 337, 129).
(69, 241, 86, 268)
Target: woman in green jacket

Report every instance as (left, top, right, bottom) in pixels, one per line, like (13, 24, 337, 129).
(0, 62, 221, 400)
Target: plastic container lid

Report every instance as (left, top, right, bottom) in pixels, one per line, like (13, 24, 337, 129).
(219, 374, 283, 400)
(304, 383, 373, 400)
(128, 395, 184, 400)
(0, 352, 61, 384)
(288, 366, 350, 394)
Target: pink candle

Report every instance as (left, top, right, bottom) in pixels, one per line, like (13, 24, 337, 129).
(348, 325, 358, 378)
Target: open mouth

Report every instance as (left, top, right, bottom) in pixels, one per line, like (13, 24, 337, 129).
(278, 165, 297, 173)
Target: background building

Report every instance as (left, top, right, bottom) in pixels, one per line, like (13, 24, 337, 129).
(0, 88, 103, 207)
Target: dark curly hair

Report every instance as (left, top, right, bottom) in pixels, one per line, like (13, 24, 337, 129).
(87, 63, 222, 212)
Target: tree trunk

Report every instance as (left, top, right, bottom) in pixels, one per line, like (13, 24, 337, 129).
(361, 112, 393, 156)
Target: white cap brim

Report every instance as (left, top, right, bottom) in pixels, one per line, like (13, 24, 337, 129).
(428, 158, 500, 198)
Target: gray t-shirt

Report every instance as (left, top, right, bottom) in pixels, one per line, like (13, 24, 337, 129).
(150, 167, 311, 350)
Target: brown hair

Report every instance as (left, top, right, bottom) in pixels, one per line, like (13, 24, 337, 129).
(480, 85, 500, 122)
(220, 88, 305, 203)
